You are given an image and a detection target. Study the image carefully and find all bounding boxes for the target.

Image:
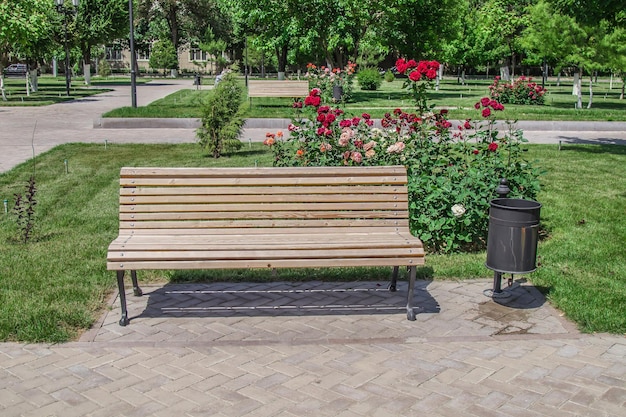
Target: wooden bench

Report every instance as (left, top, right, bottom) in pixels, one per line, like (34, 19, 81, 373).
(247, 80, 309, 104)
(107, 166, 425, 326)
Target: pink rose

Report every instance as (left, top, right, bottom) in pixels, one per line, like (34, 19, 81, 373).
(351, 152, 363, 163)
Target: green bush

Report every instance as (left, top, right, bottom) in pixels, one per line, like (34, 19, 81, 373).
(384, 70, 395, 83)
(196, 72, 244, 157)
(357, 68, 382, 91)
(98, 60, 112, 77)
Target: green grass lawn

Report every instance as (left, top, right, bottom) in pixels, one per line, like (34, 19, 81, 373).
(0, 142, 624, 342)
(0, 75, 151, 106)
(102, 76, 626, 121)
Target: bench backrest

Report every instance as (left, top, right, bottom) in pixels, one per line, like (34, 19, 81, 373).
(247, 80, 309, 98)
(117, 166, 410, 234)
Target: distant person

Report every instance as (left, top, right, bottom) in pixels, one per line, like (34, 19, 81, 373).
(215, 68, 229, 85)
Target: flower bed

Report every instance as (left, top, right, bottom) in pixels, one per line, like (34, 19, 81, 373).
(304, 62, 356, 102)
(489, 75, 547, 105)
(265, 60, 541, 253)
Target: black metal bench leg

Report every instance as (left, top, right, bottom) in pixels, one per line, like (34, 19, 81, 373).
(116, 270, 130, 326)
(131, 270, 143, 296)
(389, 266, 399, 292)
(406, 266, 417, 321)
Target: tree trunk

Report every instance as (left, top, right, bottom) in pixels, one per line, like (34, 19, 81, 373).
(572, 72, 580, 96)
(587, 75, 593, 109)
(576, 72, 583, 109)
(276, 45, 288, 79)
(621, 78, 625, 100)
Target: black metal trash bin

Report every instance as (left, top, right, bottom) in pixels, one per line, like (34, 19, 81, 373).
(486, 198, 542, 274)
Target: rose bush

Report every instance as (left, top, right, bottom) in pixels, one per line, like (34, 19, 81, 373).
(305, 62, 357, 102)
(265, 60, 541, 253)
(489, 75, 547, 105)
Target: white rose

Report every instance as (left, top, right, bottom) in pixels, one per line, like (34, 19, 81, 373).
(451, 204, 466, 218)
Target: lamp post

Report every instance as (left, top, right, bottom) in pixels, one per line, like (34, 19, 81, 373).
(55, 0, 79, 97)
(129, 0, 137, 108)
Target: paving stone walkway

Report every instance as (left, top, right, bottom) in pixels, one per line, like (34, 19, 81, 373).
(2, 278, 624, 416)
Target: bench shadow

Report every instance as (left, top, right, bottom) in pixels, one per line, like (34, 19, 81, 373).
(131, 280, 440, 321)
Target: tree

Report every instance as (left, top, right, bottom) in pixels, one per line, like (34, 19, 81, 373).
(75, 0, 129, 75)
(550, 0, 626, 28)
(381, 0, 464, 59)
(601, 27, 626, 99)
(521, 1, 583, 84)
(149, 39, 178, 74)
(197, 71, 244, 158)
(0, 0, 54, 67)
(227, 0, 300, 77)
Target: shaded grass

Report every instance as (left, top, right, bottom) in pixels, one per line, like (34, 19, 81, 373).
(0, 76, 111, 106)
(0, 142, 624, 341)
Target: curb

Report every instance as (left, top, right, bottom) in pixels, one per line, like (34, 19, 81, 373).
(93, 117, 626, 132)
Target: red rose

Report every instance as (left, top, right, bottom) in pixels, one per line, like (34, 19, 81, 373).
(309, 96, 321, 107)
(317, 105, 330, 113)
(316, 114, 326, 123)
(464, 121, 472, 130)
(361, 113, 371, 119)
(339, 119, 352, 128)
(325, 113, 336, 124)
(426, 69, 437, 80)
(352, 117, 361, 126)
(316, 127, 326, 135)
(473, 149, 479, 155)
(395, 58, 408, 74)
(417, 61, 428, 74)
(407, 59, 418, 69)
(474, 102, 481, 110)
(488, 142, 498, 152)
(409, 70, 421, 81)
(480, 97, 491, 107)
(482, 108, 492, 118)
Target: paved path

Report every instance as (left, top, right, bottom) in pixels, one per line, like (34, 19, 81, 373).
(1, 79, 626, 172)
(1, 81, 624, 416)
(1, 279, 624, 416)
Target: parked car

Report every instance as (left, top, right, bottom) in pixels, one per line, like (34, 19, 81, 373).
(3, 64, 28, 77)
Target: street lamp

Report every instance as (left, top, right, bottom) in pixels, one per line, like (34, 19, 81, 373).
(55, 0, 79, 97)
(129, 0, 137, 108)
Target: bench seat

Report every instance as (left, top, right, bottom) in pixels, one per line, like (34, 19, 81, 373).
(107, 166, 425, 325)
(247, 80, 309, 103)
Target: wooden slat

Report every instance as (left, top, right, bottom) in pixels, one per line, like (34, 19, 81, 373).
(120, 202, 405, 213)
(119, 166, 408, 179)
(108, 247, 423, 261)
(108, 257, 424, 271)
(120, 210, 408, 221)
(120, 194, 408, 207)
(115, 227, 411, 236)
(120, 185, 405, 196)
(119, 219, 409, 229)
(120, 176, 406, 187)
(109, 233, 420, 249)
